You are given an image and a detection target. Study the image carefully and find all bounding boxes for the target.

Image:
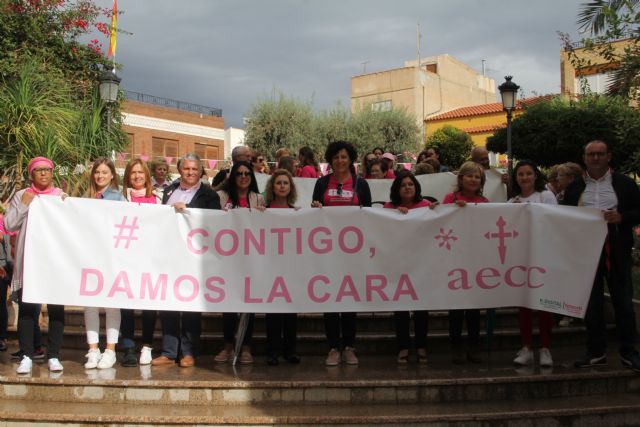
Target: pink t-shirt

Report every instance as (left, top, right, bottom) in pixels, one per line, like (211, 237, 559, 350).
(385, 169, 395, 179)
(323, 176, 359, 206)
(238, 197, 249, 208)
(268, 203, 290, 209)
(130, 195, 157, 204)
(383, 199, 431, 210)
(442, 192, 489, 204)
(296, 165, 318, 178)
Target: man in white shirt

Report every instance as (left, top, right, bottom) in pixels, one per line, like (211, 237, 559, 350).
(562, 140, 640, 373)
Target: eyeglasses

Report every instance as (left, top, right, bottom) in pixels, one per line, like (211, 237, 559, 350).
(237, 171, 251, 177)
(253, 158, 264, 163)
(33, 168, 53, 174)
(336, 183, 343, 196)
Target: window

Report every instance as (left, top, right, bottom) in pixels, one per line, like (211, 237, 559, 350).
(194, 143, 219, 163)
(372, 100, 392, 112)
(575, 71, 615, 94)
(151, 137, 178, 162)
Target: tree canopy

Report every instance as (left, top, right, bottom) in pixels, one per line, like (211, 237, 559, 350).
(486, 95, 640, 172)
(425, 125, 474, 170)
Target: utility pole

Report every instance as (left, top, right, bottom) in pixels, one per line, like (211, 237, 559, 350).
(361, 61, 370, 74)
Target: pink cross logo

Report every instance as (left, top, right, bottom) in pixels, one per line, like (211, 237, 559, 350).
(484, 216, 519, 264)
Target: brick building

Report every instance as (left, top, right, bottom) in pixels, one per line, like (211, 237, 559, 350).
(121, 91, 225, 170)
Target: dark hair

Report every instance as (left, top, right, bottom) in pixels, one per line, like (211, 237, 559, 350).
(427, 146, 440, 155)
(324, 140, 357, 165)
(298, 146, 318, 168)
(584, 139, 609, 153)
(360, 152, 374, 177)
(511, 159, 547, 195)
(416, 150, 431, 163)
(389, 170, 422, 206)
(372, 147, 384, 155)
(368, 158, 388, 174)
(277, 156, 296, 175)
(222, 160, 259, 207)
(414, 162, 434, 175)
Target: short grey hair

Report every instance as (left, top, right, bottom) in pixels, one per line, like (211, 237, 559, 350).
(231, 145, 250, 162)
(177, 153, 201, 170)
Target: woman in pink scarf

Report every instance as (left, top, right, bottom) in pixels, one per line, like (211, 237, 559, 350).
(4, 157, 66, 374)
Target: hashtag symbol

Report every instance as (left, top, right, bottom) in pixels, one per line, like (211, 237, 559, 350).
(113, 216, 139, 249)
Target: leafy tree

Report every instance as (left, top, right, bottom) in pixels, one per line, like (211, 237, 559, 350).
(486, 95, 640, 172)
(244, 93, 421, 162)
(425, 125, 474, 170)
(244, 92, 317, 161)
(560, 0, 639, 100)
(0, 0, 128, 197)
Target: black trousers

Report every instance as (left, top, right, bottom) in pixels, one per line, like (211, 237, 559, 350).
(394, 310, 428, 351)
(120, 309, 157, 349)
(448, 309, 480, 349)
(324, 312, 356, 350)
(18, 290, 64, 359)
(585, 249, 638, 357)
(0, 278, 8, 341)
(222, 313, 254, 346)
(265, 313, 297, 356)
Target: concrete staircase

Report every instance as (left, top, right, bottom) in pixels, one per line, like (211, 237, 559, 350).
(0, 308, 637, 425)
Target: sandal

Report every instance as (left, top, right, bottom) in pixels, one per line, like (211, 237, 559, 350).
(417, 348, 428, 364)
(397, 349, 409, 364)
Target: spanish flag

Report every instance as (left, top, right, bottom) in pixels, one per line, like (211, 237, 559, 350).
(108, 0, 117, 57)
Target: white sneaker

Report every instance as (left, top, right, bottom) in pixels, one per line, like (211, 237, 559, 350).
(84, 349, 102, 369)
(48, 358, 64, 372)
(97, 349, 117, 369)
(16, 356, 32, 374)
(139, 346, 153, 365)
(539, 347, 553, 367)
(513, 347, 534, 365)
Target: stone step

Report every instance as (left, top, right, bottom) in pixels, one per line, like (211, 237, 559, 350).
(0, 348, 636, 406)
(1, 394, 639, 426)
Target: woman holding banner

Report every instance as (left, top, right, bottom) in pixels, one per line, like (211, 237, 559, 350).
(384, 170, 433, 363)
(215, 161, 265, 364)
(5, 157, 67, 374)
(509, 160, 557, 367)
(311, 140, 371, 366)
(264, 170, 301, 365)
(442, 161, 488, 364)
(83, 157, 126, 370)
(119, 159, 160, 367)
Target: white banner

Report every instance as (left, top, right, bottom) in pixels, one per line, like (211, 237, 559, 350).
(23, 197, 605, 317)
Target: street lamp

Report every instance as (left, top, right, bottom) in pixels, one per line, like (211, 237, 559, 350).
(498, 75, 520, 176)
(99, 68, 121, 135)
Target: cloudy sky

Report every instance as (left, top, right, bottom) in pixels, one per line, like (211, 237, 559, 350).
(93, 0, 587, 128)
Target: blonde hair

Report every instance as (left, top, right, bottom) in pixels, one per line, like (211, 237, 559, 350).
(454, 161, 485, 196)
(265, 169, 297, 207)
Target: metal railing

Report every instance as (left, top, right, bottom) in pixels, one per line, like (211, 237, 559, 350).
(123, 90, 223, 117)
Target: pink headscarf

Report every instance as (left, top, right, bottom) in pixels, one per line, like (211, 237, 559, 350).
(26, 157, 61, 196)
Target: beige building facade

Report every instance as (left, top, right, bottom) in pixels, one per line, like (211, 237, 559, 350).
(351, 54, 496, 132)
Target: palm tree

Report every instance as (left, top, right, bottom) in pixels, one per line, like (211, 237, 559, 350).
(577, 0, 639, 35)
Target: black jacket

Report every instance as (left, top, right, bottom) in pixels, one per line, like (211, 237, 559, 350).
(163, 182, 221, 210)
(562, 171, 640, 254)
(312, 174, 372, 207)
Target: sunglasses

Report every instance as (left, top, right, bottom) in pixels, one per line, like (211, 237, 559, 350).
(337, 183, 343, 196)
(237, 171, 252, 177)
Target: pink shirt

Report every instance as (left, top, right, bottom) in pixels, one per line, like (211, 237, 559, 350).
(296, 165, 318, 178)
(323, 176, 359, 206)
(130, 195, 157, 204)
(383, 199, 431, 210)
(385, 169, 395, 179)
(442, 192, 489, 204)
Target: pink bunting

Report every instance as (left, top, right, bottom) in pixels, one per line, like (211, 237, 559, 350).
(402, 163, 411, 170)
(164, 156, 173, 164)
(208, 159, 218, 169)
(117, 152, 125, 161)
(140, 155, 149, 162)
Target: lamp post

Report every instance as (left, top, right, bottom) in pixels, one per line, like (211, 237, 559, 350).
(498, 76, 520, 176)
(99, 68, 121, 136)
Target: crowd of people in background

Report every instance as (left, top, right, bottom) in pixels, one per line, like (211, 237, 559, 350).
(1, 138, 639, 376)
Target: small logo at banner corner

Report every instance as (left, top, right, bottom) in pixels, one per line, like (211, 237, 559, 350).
(113, 216, 140, 249)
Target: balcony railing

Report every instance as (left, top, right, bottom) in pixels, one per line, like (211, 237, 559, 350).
(123, 90, 223, 117)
